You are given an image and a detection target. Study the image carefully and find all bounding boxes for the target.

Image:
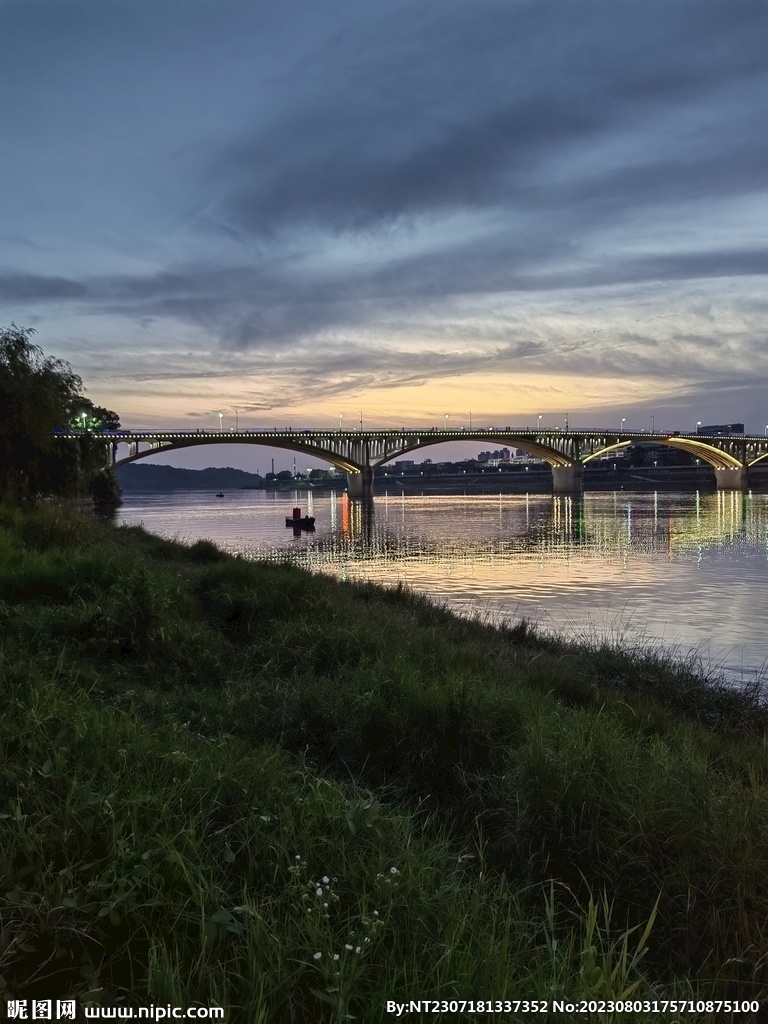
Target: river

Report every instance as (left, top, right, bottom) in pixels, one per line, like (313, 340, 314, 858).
(116, 488, 768, 684)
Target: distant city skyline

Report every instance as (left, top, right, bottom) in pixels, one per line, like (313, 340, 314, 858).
(3, 0, 768, 466)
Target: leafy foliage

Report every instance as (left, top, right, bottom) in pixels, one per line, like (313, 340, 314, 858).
(0, 324, 121, 501)
(70, 396, 121, 432)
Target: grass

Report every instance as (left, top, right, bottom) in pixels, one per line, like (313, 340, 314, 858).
(1, 501, 768, 1021)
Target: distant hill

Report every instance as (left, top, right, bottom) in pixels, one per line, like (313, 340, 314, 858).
(115, 464, 265, 491)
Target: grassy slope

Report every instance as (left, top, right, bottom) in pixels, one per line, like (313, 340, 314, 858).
(1, 503, 767, 1021)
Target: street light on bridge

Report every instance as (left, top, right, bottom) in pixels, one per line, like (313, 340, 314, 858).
(620, 417, 626, 433)
(537, 415, 542, 432)
(444, 414, 448, 429)
(339, 413, 343, 429)
(218, 412, 223, 432)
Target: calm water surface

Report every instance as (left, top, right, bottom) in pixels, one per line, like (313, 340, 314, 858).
(116, 489, 768, 682)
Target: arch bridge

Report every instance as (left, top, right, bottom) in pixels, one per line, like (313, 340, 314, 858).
(56, 427, 768, 494)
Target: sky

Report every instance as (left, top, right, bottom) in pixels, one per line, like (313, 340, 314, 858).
(2, 0, 768, 470)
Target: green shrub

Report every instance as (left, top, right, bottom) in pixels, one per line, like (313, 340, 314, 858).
(1, 503, 767, 1018)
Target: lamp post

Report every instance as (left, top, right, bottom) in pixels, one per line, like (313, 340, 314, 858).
(651, 415, 655, 433)
(218, 412, 223, 432)
(234, 408, 239, 431)
(764, 424, 768, 437)
(359, 411, 363, 430)
(444, 414, 449, 429)
(537, 415, 542, 432)
(80, 412, 87, 432)
(564, 412, 568, 431)
(696, 421, 702, 434)
(339, 413, 343, 429)
(620, 417, 626, 433)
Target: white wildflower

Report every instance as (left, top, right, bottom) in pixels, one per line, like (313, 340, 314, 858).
(322, 876, 330, 884)
(313, 951, 322, 960)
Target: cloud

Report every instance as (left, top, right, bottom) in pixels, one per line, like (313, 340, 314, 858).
(2, 0, 768, 423)
(216, 1, 768, 236)
(0, 273, 89, 301)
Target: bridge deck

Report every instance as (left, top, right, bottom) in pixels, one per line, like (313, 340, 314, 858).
(54, 427, 768, 491)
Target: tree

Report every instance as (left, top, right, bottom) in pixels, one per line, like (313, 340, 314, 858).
(70, 397, 121, 431)
(0, 324, 121, 501)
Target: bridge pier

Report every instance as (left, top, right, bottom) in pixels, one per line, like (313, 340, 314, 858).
(714, 466, 748, 490)
(346, 466, 374, 498)
(551, 462, 583, 494)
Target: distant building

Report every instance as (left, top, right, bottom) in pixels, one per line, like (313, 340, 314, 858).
(393, 460, 415, 471)
(510, 448, 544, 465)
(478, 448, 510, 463)
(696, 423, 744, 436)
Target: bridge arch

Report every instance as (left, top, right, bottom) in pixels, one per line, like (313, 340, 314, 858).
(582, 441, 632, 463)
(582, 437, 745, 471)
(368, 432, 573, 469)
(582, 435, 748, 490)
(112, 435, 360, 473)
(652, 437, 742, 470)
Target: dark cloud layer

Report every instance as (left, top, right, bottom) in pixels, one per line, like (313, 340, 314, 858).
(220, 2, 768, 234)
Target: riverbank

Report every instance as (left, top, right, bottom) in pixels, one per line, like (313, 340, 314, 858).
(2, 502, 768, 1020)
(116, 460, 768, 497)
(376, 464, 768, 495)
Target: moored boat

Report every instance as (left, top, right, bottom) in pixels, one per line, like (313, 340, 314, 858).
(286, 506, 315, 529)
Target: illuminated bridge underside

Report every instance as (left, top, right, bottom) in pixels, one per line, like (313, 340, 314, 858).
(55, 429, 768, 492)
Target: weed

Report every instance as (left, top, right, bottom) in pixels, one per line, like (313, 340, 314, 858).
(1, 502, 767, 1020)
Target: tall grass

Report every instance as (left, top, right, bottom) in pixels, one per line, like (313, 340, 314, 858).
(1, 502, 767, 1020)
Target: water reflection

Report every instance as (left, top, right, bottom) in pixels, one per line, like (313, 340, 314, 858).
(301, 491, 766, 680)
(116, 489, 768, 681)
(317, 490, 759, 562)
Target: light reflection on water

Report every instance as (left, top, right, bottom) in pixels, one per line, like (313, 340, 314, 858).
(116, 489, 768, 682)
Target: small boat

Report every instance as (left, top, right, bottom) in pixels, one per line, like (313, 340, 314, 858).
(285, 516, 315, 529)
(216, 492, 225, 498)
(286, 506, 315, 529)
